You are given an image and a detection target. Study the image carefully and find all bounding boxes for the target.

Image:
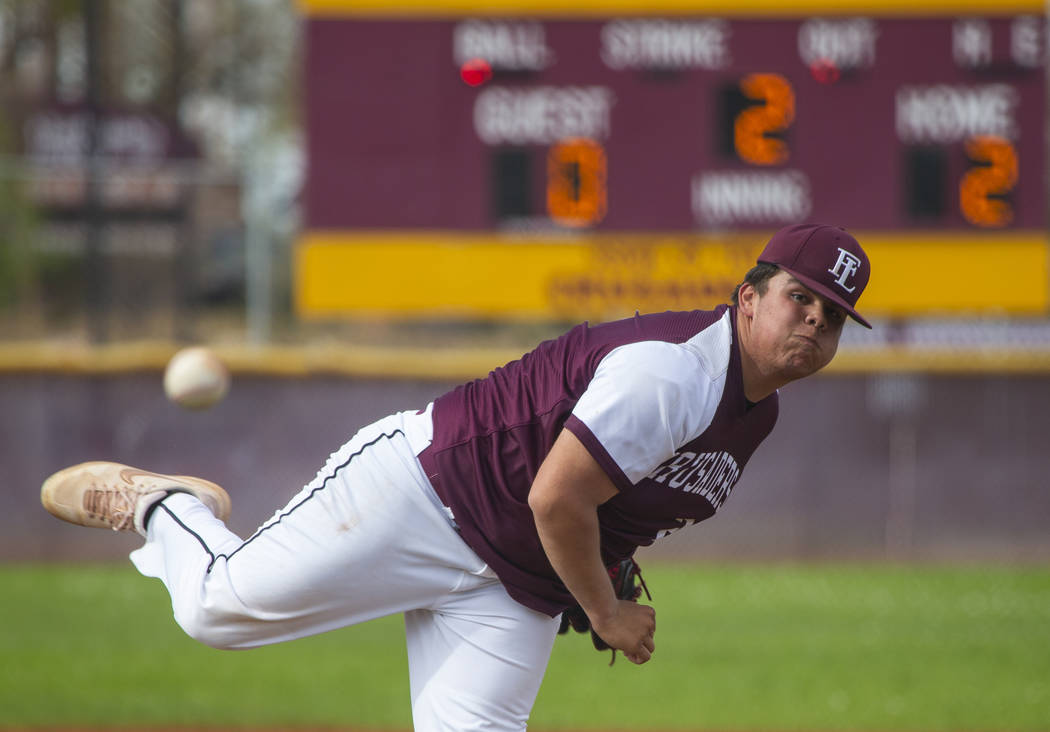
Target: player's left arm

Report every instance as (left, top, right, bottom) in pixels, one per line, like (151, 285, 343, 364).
(528, 428, 656, 665)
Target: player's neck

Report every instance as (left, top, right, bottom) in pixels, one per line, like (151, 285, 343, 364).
(738, 349, 782, 403)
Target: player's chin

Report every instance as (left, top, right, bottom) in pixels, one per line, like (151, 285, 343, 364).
(783, 350, 833, 379)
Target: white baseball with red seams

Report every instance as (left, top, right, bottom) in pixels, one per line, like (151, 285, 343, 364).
(163, 346, 230, 410)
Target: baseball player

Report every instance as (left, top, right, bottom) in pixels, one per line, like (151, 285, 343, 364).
(42, 223, 871, 731)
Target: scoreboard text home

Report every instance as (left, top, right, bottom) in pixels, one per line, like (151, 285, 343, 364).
(296, 1, 1050, 321)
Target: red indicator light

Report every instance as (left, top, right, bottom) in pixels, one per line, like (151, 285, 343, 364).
(809, 58, 840, 84)
(460, 58, 493, 87)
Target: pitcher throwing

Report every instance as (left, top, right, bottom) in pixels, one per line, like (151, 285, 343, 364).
(42, 224, 872, 731)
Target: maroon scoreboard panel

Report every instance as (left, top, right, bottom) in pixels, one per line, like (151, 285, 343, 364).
(303, 13, 1046, 234)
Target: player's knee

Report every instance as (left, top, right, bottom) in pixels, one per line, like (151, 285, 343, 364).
(172, 602, 240, 650)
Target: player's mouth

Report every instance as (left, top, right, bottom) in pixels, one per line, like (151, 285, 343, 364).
(792, 333, 821, 351)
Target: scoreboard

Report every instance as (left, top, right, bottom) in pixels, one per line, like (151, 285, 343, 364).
(297, 1, 1050, 321)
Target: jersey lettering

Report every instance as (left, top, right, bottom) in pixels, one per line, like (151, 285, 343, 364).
(647, 449, 741, 509)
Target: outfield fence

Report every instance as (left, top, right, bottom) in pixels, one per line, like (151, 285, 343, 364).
(4, 366, 1048, 564)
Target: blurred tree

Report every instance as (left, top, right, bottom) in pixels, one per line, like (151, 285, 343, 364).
(0, 118, 39, 312)
(0, 0, 303, 341)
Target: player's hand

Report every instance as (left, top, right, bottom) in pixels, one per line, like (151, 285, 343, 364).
(588, 599, 656, 664)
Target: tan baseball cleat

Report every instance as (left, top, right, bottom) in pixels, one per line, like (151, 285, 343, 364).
(41, 461, 231, 536)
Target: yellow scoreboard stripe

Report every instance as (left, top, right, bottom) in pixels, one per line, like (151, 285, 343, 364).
(295, 230, 1050, 320)
(297, 0, 1043, 17)
(297, 232, 592, 318)
(862, 234, 1050, 315)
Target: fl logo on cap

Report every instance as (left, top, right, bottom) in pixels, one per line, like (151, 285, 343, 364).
(827, 248, 862, 293)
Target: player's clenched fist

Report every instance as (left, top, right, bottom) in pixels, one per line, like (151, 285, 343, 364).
(590, 600, 656, 664)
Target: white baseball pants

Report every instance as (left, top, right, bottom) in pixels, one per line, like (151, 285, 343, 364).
(129, 407, 561, 731)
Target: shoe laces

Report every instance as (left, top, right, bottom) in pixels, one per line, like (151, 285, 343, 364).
(83, 487, 137, 531)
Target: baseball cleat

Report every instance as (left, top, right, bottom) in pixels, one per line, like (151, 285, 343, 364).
(41, 461, 231, 535)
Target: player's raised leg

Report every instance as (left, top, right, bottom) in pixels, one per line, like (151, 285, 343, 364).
(39, 409, 493, 653)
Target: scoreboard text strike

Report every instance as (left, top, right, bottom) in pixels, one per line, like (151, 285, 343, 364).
(298, 7, 1050, 321)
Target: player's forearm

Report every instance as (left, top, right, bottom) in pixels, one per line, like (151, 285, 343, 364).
(529, 429, 656, 664)
(530, 487, 618, 622)
(527, 429, 621, 621)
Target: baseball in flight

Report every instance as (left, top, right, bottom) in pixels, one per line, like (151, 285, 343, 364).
(163, 346, 230, 410)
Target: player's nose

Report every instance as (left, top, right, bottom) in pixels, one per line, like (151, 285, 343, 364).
(804, 302, 827, 330)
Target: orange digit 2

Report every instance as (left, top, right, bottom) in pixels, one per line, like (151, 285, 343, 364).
(960, 135, 1018, 228)
(734, 73, 795, 166)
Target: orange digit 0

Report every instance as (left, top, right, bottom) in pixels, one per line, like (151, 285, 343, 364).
(547, 138, 608, 228)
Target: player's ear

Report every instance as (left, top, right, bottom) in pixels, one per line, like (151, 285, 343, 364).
(737, 282, 758, 318)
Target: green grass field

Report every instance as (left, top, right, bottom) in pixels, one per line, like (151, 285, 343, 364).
(1, 562, 1047, 730)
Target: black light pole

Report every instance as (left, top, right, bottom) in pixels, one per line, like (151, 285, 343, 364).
(82, 0, 107, 343)
(170, 0, 194, 342)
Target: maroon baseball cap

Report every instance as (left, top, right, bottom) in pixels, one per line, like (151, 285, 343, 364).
(757, 223, 872, 329)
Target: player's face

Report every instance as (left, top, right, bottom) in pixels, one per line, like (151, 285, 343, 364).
(744, 271, 845, 381)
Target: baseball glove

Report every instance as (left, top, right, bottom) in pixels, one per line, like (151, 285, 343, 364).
(558, 557, 651, 665)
